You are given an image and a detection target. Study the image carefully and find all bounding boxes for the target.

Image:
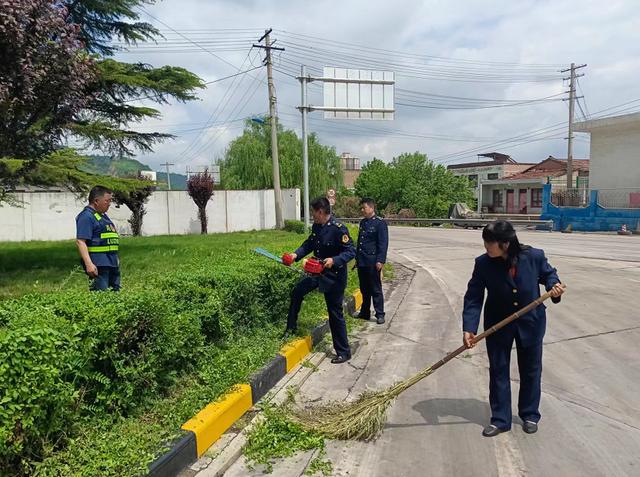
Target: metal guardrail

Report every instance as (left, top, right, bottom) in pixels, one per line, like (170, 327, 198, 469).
(338, 217, 554, 229)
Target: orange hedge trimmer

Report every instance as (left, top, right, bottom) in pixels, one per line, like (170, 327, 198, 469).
(254, 247, 325, 276)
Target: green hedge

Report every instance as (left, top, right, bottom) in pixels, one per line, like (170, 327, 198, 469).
(283, 220, 305, 234)
(0, 257, 299, 474)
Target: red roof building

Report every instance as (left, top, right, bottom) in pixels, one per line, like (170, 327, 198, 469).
(479, 156, 590, 214)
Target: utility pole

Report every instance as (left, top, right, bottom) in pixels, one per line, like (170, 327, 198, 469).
(161, 161, 174, 190)
(299, 65, 310, 232)
(161, 162, 174, 234)
(561, 63, 586, 189)
(254, 29, 285, 229)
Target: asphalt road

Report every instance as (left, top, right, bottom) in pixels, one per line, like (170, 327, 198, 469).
(224, 227, 640, 477)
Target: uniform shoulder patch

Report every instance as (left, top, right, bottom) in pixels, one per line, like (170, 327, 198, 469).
(341, 234, 350, 244)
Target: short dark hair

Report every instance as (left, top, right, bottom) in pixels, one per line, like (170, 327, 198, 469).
(310, 197, 331, 214)
(88, 185, 113, 203)
(360, 197, 376, 208)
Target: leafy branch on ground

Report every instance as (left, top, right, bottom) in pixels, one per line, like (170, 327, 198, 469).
(243, 402, 327, 474)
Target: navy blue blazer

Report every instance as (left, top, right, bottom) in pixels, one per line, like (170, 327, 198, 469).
(294, 216, 356, 291)
(462, 247, 561, 347)
(356, 215, 389, 267)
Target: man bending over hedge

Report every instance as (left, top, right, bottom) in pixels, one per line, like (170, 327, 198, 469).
(75, 186, 121, 291)
(282, 197, 355, 364)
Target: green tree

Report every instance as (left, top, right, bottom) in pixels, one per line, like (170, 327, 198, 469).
(355, 152, 474, 218)
(113, 174, 155, 236)
(353, 158, 397, 211)
(0, 0, 96, 160)
(220, 120, 343, 199)
(0, 0, 203, 201)
(64, 0, 204, 156)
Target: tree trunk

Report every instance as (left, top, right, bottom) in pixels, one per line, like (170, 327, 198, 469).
(198, 206, 207, 234)
(127, 205, 146, 236)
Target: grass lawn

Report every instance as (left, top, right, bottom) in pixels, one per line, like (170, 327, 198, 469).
(0, 229, 365, 476)
(1, 230, 338, 299)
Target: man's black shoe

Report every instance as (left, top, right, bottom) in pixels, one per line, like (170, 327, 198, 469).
(522, 421, 538, 434)
(330, 355, 351, 364)
(376, 316, 385, 324)
(281, 328, 296, 339)
(355, 311, 370, 320)
(482, 425, 508, 437)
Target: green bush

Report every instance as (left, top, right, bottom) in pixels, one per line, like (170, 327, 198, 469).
(0, 321, 79, 473)
(0, 253, 304, 474)
(0, 230, 359, 475)
(284, 220, 305, 234)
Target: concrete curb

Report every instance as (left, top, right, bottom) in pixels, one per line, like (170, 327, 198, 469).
(147, 432, 197, 477)
(146, 288, 362, 476)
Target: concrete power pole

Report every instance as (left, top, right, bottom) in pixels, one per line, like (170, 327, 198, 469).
(561, 63, 586, 189)
(255, 29, 285, 229)
(162, 162, 174, 190)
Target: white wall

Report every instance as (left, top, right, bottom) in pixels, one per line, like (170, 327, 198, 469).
(590, 126, 640, 190)
(0, 188, 300, 242)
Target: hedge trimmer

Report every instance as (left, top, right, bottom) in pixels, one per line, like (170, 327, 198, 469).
(253, 247, 325, 276)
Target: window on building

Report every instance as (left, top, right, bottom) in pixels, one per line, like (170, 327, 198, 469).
(492, 189, 503, 207)
(488, 173, 499, 180)
(531, 188, 543, 207)
(468, 174, 478, 186)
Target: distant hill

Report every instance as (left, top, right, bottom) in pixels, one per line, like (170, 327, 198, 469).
(81, 155, 151, 177)
(156, 171, 187, 190)
(82, 155, 188, 190)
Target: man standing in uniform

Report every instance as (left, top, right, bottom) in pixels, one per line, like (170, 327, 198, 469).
(355, 198, 389, 324)
(282, 197, 355, 364)
(75, 185, 121, 291)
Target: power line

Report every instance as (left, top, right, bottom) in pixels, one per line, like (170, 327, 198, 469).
(123, 66, 263, 103)
(279, 40, 563, 78)
(432, 97, 640, 164)
(279, 48, 562, 84)
(177, 49, 257, 159)
(179, 68, 266, 164)
(275, 30, 566, 69)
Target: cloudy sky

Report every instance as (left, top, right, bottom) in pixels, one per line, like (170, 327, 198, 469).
(113, 0, 640, 174)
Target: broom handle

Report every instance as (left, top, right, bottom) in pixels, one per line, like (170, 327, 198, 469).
(426, 289, 561, 375)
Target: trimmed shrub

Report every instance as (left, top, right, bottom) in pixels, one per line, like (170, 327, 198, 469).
(0, 253, 301, 472)
(284, 220, 305, 234)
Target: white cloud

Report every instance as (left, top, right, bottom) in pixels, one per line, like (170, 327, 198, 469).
(113, 0, 640, 172)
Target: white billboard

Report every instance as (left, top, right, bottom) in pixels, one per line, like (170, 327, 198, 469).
(322, 67, 395, 120)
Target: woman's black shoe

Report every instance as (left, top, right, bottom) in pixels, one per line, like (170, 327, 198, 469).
(331, 355, 351, 364)
(482, 425, 508, 437)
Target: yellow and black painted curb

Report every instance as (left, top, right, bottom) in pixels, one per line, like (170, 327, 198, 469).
(147, 288, 362, 477)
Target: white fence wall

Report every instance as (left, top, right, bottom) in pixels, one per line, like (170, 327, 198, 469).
(0, 188, 300, 242)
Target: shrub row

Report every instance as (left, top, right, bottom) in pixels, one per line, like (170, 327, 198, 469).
(0, 255, 298, 474)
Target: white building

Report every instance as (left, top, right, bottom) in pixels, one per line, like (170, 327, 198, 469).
(574, 112, 640, 190)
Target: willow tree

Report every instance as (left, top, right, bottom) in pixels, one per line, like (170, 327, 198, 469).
(220, 120, 343, 199)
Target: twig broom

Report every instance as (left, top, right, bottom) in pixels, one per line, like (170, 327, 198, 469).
(291, 288, 563, 441)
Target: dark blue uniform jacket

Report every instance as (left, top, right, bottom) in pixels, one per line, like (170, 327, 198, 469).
(356, 215, 388, 267)
(294, 217, 355, 292)
(462, 247, 561, 347)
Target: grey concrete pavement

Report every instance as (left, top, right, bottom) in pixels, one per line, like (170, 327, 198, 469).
(224, 227, 640, 477)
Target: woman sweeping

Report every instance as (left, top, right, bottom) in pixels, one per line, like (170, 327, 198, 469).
(463, 220, 564, 437)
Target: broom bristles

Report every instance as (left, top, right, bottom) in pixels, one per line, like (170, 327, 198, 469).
(290, 366, 435, 441)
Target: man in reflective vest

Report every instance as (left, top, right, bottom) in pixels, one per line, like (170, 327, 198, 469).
(75, 185, 121, 291)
